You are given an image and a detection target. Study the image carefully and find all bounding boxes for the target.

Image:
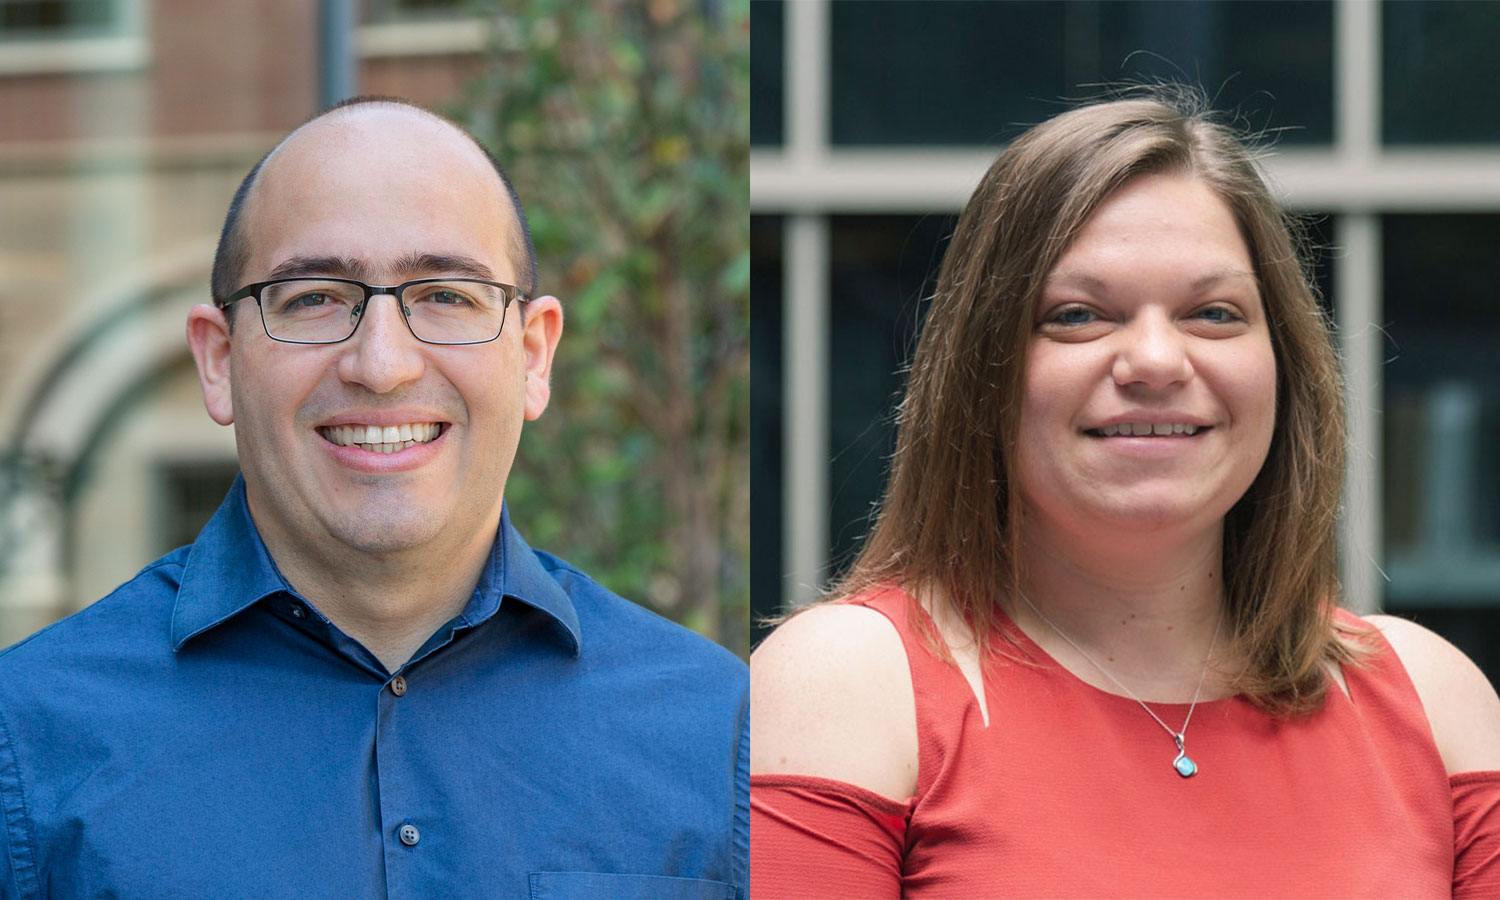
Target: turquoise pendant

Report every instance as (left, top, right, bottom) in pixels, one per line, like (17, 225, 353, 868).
(1172, 734, 1197, 778)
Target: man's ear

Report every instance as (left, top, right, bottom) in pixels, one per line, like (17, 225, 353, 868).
(186, 304, 235, 425)
(519, 295, 564, 421)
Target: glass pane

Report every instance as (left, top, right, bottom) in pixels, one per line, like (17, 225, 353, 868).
(750, 215, 783, 643)
(1096, 1, 1334, 144)
(831, 1, 1066, 146)
(365, 0, 469, 24)
(1382, 1, 1500, 144)
(830, 0, 1333, 146)
(826, 214, 953, 577)
(750, 0, 783, 146)
(1381, 214, 1500, 684)
(1301, 213, 1337, 320)
(0, 0, 116, 38)
(158, 462, 241, 553)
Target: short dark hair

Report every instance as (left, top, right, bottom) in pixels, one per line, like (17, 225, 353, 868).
(211, 96, 538, 326)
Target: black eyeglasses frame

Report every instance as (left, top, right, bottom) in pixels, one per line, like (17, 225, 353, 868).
(217, 276, 527, 346)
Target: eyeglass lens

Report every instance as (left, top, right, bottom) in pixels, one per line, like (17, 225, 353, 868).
(259, 279, 508, 344)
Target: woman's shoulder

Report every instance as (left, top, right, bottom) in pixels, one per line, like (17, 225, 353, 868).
(1362, 613, 1500, 774)
(750, 592, 920, 801)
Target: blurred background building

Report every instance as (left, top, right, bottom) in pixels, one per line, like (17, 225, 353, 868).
(0, 0, 749, 654)
(750, 0, 1500, 684)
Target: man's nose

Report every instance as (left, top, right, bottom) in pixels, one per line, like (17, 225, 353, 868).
(1111, 312, 1193, 389)
(336, 292, 426, 392)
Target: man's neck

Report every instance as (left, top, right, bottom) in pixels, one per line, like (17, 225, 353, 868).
(252, 513, 500, 674)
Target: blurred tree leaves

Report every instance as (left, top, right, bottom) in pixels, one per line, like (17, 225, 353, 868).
(457, 0, 749, 655)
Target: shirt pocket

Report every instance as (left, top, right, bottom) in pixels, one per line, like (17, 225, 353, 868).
(528, 872, 736, 900)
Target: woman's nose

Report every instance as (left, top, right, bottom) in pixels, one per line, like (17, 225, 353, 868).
(1111, 313, 1193, 389)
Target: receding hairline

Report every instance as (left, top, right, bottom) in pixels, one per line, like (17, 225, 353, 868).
(213, 96, 538, 317)
(264, 100, 493, 181)
(248, 100, 520, 264)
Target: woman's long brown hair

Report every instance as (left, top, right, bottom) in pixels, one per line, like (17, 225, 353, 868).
(828, 91, 1354, 716)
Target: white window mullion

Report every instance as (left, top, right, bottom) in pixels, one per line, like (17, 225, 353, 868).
(783, 215, 829, 611)
(1335, 213, 1383, 616)
(780, 0, 833, 611)
(1332, 0, 1383, 614)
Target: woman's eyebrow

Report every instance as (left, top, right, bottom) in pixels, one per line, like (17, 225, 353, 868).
(1042, 268, 1259, 294)
(1042, 270, 1108, 294)
(1191, 269, 1260, 291)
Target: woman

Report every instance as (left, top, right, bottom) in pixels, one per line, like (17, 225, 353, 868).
(750, 94, 1500, 898)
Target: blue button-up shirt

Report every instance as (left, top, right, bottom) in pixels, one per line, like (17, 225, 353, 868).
(0, 479, 747, 899)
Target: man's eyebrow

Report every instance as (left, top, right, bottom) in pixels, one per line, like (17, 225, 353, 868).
(263, 253, 498, 283)
(267, 255, 368, 281)
(392, 252, 496, 282)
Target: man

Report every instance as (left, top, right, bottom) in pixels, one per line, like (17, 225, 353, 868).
(0, 98, 747, 899)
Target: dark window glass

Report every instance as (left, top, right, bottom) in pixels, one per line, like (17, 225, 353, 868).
(750, 215, 784, 645)
(364, 0, 468, 23)
(830, 0, 1333, 146)
(158, 462, 241, 554)
(0, 0, 115, 37)
(1300, 213, 1337, 320)
(1383, 1, 1500, 144)
(826, 214, 953, 578)
(750, 0, 784, 146)
(1381, 214, 1500, 685)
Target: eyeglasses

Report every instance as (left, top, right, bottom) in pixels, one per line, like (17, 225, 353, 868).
(218, 277, 526, 345)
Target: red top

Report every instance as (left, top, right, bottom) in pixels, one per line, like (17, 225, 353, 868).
(751, 586, 1500, 898)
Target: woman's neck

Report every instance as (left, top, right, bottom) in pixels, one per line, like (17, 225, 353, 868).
(1009, 519, 1236, 700)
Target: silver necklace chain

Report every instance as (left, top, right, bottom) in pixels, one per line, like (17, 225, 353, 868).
(1018, 593, 1223, 777)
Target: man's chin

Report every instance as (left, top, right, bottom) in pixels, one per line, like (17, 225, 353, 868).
(323, 511, 447, 558)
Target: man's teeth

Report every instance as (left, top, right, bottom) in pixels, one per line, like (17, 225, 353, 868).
(319, 423, 442, 452)
(1096, 423, 1201, 437)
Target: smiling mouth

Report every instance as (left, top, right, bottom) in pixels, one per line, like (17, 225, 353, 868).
(317, 422, 446, 454)
(1085, 423, 1210, 437)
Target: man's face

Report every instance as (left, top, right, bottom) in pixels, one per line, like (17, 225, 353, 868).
(189, 106, 561, 563)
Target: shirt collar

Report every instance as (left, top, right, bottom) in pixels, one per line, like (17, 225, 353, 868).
(171, 475, 292, 649)
(479, 505, 582, 657)
(171, 476, 582, 656)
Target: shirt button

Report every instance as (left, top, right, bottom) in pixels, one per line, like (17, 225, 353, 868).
(390, 676, 407, 697)
(398, 823, 420, 846)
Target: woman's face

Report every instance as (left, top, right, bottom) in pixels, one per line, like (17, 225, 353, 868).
(1015, 173, 1277, 544)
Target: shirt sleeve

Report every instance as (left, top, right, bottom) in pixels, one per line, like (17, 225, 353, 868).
(1453, 771, 1500, 899)
(749, 774, 909, 900)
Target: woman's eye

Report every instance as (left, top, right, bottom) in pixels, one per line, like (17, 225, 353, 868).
(1048, 306, 1096, 326)
(1195, 306, 1243, 324)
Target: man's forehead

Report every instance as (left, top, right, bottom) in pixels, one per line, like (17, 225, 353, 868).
(238, 104, 521, 280)
(265, 103, 496, 181)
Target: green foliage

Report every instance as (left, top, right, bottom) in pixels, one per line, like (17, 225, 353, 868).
(456, 0, 749, 655)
